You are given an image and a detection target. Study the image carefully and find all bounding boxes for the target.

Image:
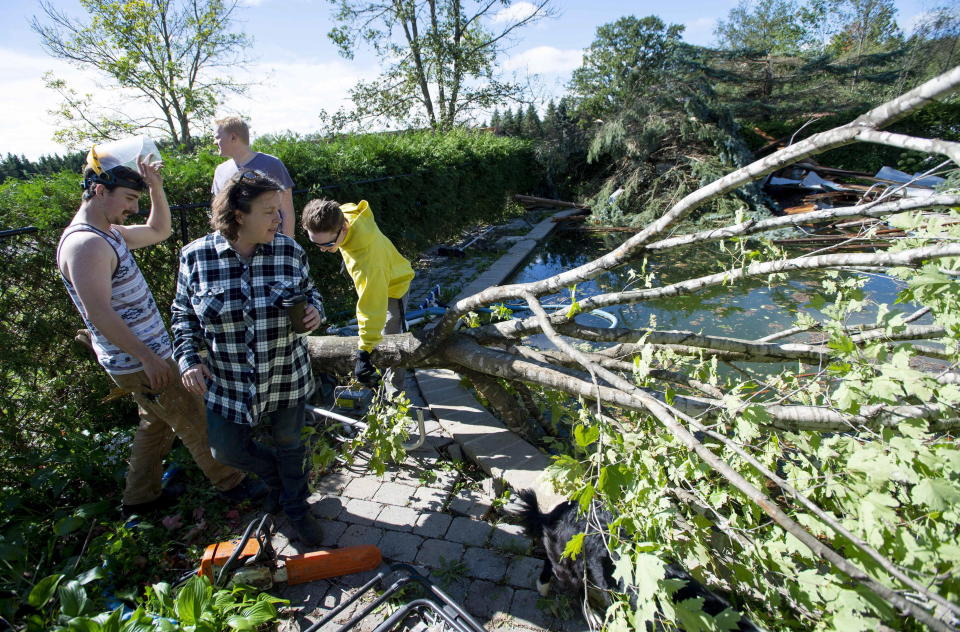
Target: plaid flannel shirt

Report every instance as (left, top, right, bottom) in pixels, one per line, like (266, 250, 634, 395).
(171, 231, 324, 426)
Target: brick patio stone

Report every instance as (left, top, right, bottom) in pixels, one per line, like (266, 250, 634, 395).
(310, 496, 345, 520)
(490, 522, 532, 554)
(311, 471, 355, 496)
(377, 531, 424, 563)
(316, 519, 348, 548)
(371, 481, 418, 506)
(412, 511, 452, 539)
(509, 589, 555, 629)
(337, 524, 383, 548)
(464, 579, 513, 619)
(341, 498, 383, 525)
(462, 546, 508, 582)
(408, 486, 447, 512)
(445, 516, 492, 547)
(342, 477, 382, 500)
(414, 538, 464, 568)
(374, 504, 418, 532)
(505, 556, 542, 590)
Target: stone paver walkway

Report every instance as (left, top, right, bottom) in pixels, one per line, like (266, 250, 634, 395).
(275, 207, 586, 632)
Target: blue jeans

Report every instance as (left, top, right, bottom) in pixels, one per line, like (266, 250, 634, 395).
(206, 402, 309, 520)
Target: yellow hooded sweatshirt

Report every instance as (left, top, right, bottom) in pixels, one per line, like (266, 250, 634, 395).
(339, 200, 415, 352)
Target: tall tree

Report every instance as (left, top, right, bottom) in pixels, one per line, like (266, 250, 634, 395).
(825, 0, 903, 57)
(714, 0, 817, 55)
(32, 0, 251, 149)
(521, 104, 543, 138)
(324, 0, 556, 129)
(568, 15, 685, 120)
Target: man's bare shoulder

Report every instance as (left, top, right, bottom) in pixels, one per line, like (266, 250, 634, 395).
(59, 228, 117, 268)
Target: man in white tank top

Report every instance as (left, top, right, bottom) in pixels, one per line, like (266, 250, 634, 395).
(57, 159, 266, 517)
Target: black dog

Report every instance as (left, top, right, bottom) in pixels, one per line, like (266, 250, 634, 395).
(515, 489, 760, 631)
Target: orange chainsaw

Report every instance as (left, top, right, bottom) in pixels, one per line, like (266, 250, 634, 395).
(198, 514, 381, 590)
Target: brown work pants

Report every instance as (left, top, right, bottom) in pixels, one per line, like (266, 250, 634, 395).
(110, 358, 245, 505)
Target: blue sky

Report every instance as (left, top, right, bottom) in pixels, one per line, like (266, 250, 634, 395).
(0, 0, 937, 159)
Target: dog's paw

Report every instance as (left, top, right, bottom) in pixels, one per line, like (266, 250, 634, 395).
(536, 577, 551, 597)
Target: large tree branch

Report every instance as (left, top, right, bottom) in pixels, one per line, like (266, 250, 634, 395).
(419, 67, 960, 353)
(515, 295, 955, 631)
(644, 194, 960, 253)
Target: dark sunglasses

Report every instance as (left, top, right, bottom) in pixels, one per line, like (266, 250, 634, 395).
(316, 223, 344, 248)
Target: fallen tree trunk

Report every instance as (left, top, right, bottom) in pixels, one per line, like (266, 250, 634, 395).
(305, 67, 960, 631)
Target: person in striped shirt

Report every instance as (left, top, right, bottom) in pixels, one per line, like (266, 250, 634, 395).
(57, 159, 264, 518)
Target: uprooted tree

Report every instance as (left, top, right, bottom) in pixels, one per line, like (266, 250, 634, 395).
(311, 67, 960, 631)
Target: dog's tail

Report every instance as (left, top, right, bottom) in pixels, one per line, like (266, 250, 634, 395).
(514, 488, 547, 539)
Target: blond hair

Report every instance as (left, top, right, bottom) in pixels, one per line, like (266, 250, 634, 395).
(215, 116, 250, 145)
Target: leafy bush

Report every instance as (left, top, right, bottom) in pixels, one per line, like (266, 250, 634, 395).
(14, 572, 285, 632)
(0, 128, 536, 625)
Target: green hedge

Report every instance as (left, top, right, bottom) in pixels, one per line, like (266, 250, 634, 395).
(0, 129, 536, 495)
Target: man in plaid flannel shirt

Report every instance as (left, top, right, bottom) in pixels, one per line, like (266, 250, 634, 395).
(171, 170, 326, 545)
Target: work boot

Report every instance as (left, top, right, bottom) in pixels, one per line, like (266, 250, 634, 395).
(261, 490, 282, 515)
(290, 513, 323, 547)
(120, 489, 179, 519)
(220, 477, 269, 504)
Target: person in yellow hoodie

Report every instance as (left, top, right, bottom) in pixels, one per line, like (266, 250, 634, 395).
(301, 199, 414, 392)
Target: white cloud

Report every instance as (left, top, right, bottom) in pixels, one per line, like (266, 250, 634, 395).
(0, 46, 372, 158)
(503, 46, 582, 74)
(684, 17, 717, 47)
(491, 2, 539, 24)
(0, 48, 110, 159)
(216, 58, 373, 138)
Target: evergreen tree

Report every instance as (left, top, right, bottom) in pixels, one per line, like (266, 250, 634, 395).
(489, 109, 503, 131)
(522, 105, 543, 139)
(500, 109, 516, 136)
(715, 0, 818, 54)
(569, 15, 685, 120)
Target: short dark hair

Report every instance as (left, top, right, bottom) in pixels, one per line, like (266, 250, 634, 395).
(211, 170, 282, 241)
(301, 198, 343, 234)
(82, 166, 146, 200)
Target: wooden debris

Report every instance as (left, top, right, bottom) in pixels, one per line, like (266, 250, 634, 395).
(783, 203, 818, 215)
(514, 194, 591, 210)
(557, 225, 636, 233)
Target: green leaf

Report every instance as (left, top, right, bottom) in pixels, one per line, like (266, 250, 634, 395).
(59, 580, 89, 618)
(912, 478, 960, 511)
(573, 423, 599, 447)
(576, 485, 595, 512)
(229, 600, 277, 629)
(75, 566, 105, 586)
(65, 616, 101, 632)
(713, 608, 746, 632)
(74, 500, 112, 519)
(96, 608, 122, 632)
(827, 334, 855, 354)
(174, 576, 211, 625)
(632, 553, 665, 603)
(28, 574, 64, 608)
(598, 464, 630, 504)
(674, 597, 710, 632)
(54, 516, 85, 537)
(561, 532, 584, 560)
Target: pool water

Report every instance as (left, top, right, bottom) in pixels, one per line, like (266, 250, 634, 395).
(506, 233, 916, 341)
